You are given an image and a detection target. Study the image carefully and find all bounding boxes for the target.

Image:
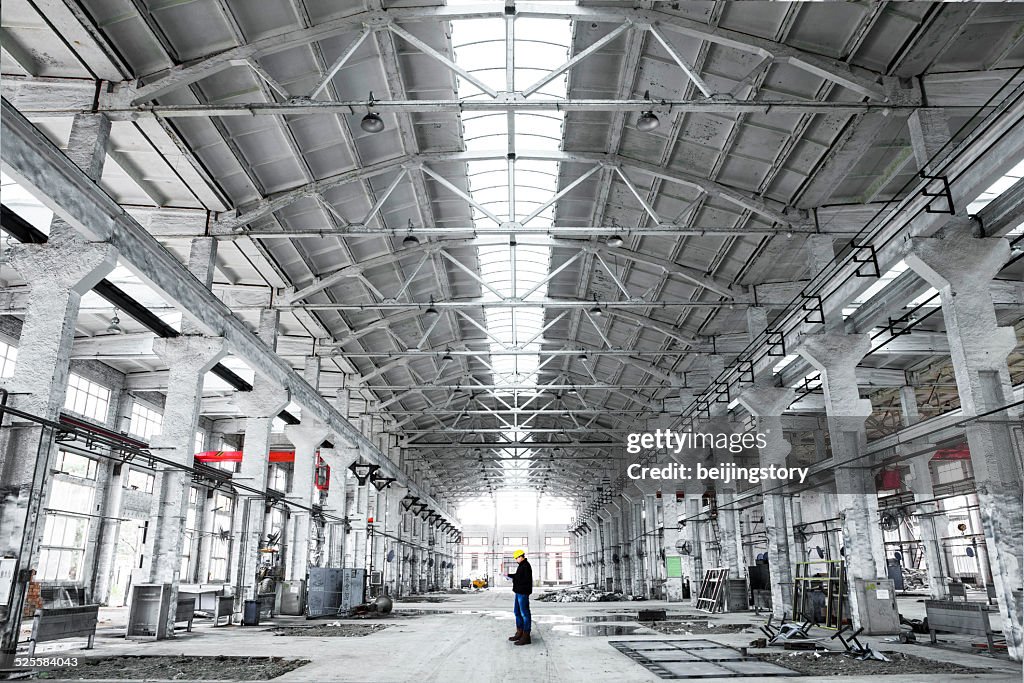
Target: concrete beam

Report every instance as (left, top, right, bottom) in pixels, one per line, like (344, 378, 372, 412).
(0, 98, 457, 528)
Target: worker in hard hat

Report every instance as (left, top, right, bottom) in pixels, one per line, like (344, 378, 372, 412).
(507, 549, 533, 645)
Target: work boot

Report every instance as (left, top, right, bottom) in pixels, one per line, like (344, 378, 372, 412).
(515, 632, 532, 646)
(508, 628, 523, 641)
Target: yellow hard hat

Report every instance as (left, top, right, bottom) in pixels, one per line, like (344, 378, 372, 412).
(512, 549, 525, 559)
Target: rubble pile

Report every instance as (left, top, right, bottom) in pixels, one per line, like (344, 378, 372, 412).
(536, 585, 645, 603)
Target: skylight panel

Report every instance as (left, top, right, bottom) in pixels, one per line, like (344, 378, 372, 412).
(967, 158, 1024, 214)
(449, 4, 575, 490)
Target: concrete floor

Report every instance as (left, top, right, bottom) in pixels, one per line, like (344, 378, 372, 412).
(29, 589, 1023, 682)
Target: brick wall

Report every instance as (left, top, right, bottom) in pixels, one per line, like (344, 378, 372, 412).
(22, 580, 41, 617)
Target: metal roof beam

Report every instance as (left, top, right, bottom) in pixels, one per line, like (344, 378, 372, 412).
(123, 6, 886, 104)
(211, 151, 804, 234)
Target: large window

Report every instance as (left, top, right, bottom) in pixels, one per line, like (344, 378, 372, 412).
(268, 463, 289, 492)
(180, 487, 201, 581)
(464, 536, 488, 546)
(545, 536, 570, 546)
(56, 451, 98, 480)
(194, 431, 205, 454)
(208, 492, 234, 581)
(64, 373, 110, 422)
(503, 536, 528, 547)
(124, 467, 155, 494)
(129, 401, 163, 441)
(0, 339, 17, 377)
(37, 479, 93, 581)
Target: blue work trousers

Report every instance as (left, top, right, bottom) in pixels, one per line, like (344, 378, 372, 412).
(513, 593, 531, 633)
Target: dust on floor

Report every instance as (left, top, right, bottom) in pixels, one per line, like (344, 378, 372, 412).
(37, 655, 308, 680)
(267, 623, 389, 637)
(755, 650, 990, 676)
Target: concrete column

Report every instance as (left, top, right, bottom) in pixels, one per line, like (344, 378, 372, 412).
(144, 336, 226, 635)
(628, 498, 644, 595)
(739, 382, 798, 618)
(229, 315, 289, 604)
(350, 473, 370, 570)
(906, 454, 950, 599)
(284, 357, 329, 578)
(644, 494, 660, 596)
(683, 496, 703, 606)
(716, 486, 741, 577)
(899, 385, 921, 427)
(283, 422, 329, 579)
(606, 503, 620, 591)
(0, 114, 118, 667)
(662, 492, 684, 601)
(798, 331, 888, 629)
(382, 486, 402, 593)
(904, 231, 1022, 659)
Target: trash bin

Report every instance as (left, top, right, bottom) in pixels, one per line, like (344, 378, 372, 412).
(242, 599, 260, 626)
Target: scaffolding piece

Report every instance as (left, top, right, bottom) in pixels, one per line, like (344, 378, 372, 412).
(760, 614, 814, 646)
(831, 625, 891, 662)
(792, 559, 847, 630)
(695, 567, 730, 613)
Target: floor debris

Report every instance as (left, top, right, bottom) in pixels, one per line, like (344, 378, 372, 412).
(536, 585, 644, 602)
(37, 655, 308, 680)
(754, 650, 987, 676)
(267, 623, 389, 637)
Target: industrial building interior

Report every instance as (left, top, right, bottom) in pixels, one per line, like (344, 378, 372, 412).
(0, 1, 1023, 681)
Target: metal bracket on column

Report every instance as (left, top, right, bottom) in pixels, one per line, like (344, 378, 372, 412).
(349, 461, 380, 485)
(713, 381, 730, 404)
(737, 359, 755, 385)
(695, 399, 711, 420)
(264, 487, 287, 513)
(799, 373, 823, 396)
(885, 313, 914, 337)
(767, 331, 786, 357)
(193, 462, 232, 489)
(852, 244, 880, 278)
(919, 171, 955, 215)
(800, 294, 824, 324)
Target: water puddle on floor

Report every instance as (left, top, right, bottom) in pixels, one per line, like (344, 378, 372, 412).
(551, 624, 658, 637)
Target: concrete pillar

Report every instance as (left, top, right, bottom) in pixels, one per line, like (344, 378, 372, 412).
(899, 385, 921, 427)
(906, 454, 950, 600)
(0, 114, 118, 667)
(351, 473, 371, 570)
(284, 357, 330, 579)
(628, 498, 644, 595)
(739, 382, 798, 618)
(716, 486, 742, 577)
(798, 331, 888, 629)
(387, 491, 403, 589)
(606, 503, 620, 591)
(283, 421, 329, 579)
(644, 494, 660, 596)
(229, 311, 289, 605)
(93, 463, 127, 604)
(683, 496, 703, 606)
(144, 336, 226, 636)
(904, 231, 1022, 659)
(662, 492, 684, 601)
